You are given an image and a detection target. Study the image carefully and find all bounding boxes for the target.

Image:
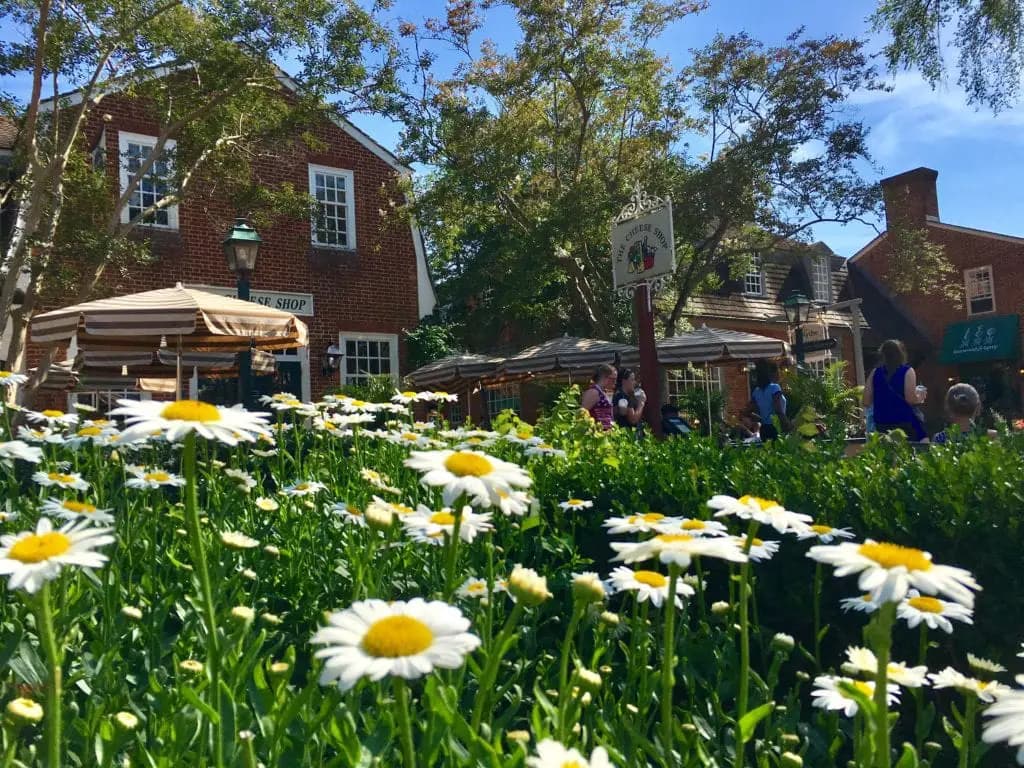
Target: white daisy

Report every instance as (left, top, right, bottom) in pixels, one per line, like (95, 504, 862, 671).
(527, 739, 613, 768)
(457, 577, 507, 600)
(404, 449, 531, 507)
(330, 502, 366, 527)
(311, 598, 480, 691)
(26, 409, 79, 427)
(559, 498, 594, 511)
(840, 593, 880, 614)
(111, 399, 271, 446)
(402, 505, 494, 544)
(607, 565, 694, 608)
(659, 518, 730, 537)
(391, 390, 427, 405)
(254, 496, 279, 512)
(0, 517, 114, 593)
(222, 468, 256, 494)
(220, 531, 259, 550)
(603, 512, 681, 534)
(611, 532, 748, 569)
(504, 430, 543, 446)
(65, 424, 119, 448)
(982, 677, 1024, 763)
(735, 535, 780, 562)
(0, 440, 43, 467)
(360, 468, 400, 494)
(40, 499, 115, 524)
(929, 668, 1010, 702)
(797, 524, 856, 543)
(841, 646, 929, 688)
(312, 416, 351, 436)
(897, 590, 973, 633)
(422, 391, 458, 403)
(807, 539, 981, 607)
(707, 494, 812, 535)
(454, 436, 499, 451)
(16, 426, 55, 444)
(496, 489, 532, 517)
(968, 654, 1007, 676)
(388, 430, 435, 449)
(811, 674, 900, 717)
(523, 442, 567, 458)
(281, 480, 327, 497)
(0, 371, 28, 387)
(124, 466, 186, 489)
(363, 496, 416, 527)
(336, 399, 383, 415)
(32, 470, 89, 491)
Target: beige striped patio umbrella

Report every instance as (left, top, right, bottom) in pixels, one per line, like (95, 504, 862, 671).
(497, 336, 639, 378)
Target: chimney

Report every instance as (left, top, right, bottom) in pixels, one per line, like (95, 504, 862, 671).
(880, 167, 939, 231)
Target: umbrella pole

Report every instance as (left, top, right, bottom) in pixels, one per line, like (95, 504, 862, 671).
(705, 362, 712, 433)
(176, 336, 182, 401)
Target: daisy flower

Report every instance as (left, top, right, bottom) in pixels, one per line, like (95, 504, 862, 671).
(336, 399, 382, 415)
(496, 489, 532, 517)
(841, 593, 880, 614)
(807, 539, 981, 607)
(661, 518, 729, 537)
(610, 532, 748, 570)
(603, 512, 681, 535)
(40, 499, 114, 524)
(707, 494, 812, 535)
(32, 470, 89, 492)
(111, 399, 271, 446)
(281, 480, 327, 497)
(224, 468, 257, 493)
(559, 498, 593, 512)
(523, 442, 567, 458)
(504, 429, 543, 446)
(811, 674, 900, 717)
(220, 531, 259, 550)
(982, 677, 1024, 763)
(312, 416, 351, 436)
(330, 502, 366, 527)
(66, 424, 118, 448)
(928, 668, 1009, 702)
(607, 566, 695, 608)
(0, 517, 114, 593)
(16, 426, 55, 444)
(363, 496, 416, 527)
(735, 535, 780, 562)
(391, 390, 427, 405)
(527, 740, 613, 768)
(311, 598, 480, 690)
(841, 646, 929, 688)
(125, 466, 186, 489)
(897, 590, 973, 633)
(0, 440, 43, 467)
(0, 371, 28, 387)
(388, 430, 435, 449)
(404, 449, 531, 507)
(402, 504, 494, 544)
(968, 654, 1007, 676)
(454, 435, 498, 451)
(26, 409, 79, 427)
(797, 524, 856, 543)
(457, 576, 507, 600)
(423, 391, 458, 403)
(360, 468, 400, 494)
(508, 565, 552, 606)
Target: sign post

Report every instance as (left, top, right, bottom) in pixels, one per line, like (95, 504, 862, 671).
(611, 185, 675, 437)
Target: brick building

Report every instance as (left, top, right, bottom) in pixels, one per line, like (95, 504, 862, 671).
(6, 71, 435, 407)
(850, 167, 1024, 425)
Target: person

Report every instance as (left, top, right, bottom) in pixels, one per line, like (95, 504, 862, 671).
(932, 383, 995, 444)
(581, 363, 616, 430)
(748, 361, 789, 440)
(613, 367, 647, 431)
(661, 402, 693, 437)
(862, 339, 927, 441)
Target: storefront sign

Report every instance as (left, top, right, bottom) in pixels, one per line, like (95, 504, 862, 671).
(611, 202, 675, 290)
(939, 314, 1020, 364)
(187, 285, 315, 316)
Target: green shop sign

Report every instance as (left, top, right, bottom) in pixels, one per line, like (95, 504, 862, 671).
(939, 314, 1020, 364)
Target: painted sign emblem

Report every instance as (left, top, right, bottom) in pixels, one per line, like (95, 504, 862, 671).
(611, 202, 675, 290)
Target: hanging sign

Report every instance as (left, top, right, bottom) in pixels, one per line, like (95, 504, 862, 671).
(611, 193, 675, 291)
(187, 284, 315, 316)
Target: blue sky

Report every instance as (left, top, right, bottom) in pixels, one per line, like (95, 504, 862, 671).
(343, 0, 1024, 258)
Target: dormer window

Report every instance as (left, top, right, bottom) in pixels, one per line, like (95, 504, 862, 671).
(811, 257, 831, 303)
(742, 252, 763, 295)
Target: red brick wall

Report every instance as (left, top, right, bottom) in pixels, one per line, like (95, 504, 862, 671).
(28, 89, 422, 404)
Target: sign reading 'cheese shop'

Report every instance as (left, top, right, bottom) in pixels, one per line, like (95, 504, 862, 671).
(187, 285, 315, 317)
(611, 203, 675, 290)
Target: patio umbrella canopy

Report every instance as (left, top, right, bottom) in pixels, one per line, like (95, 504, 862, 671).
(498, 336, 639, 377)
(656, 326, 788, 365)
(406, 353, 505, 390)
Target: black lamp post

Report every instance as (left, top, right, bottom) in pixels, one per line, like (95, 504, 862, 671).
(223, 218, 262, 408)
(782, 292, 813, 366)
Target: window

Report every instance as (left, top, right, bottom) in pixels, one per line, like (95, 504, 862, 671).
(310, 164, 356, 249)
(446, 400, 464, 426)
(118, 132, 177, 228)
(486, 384, 521, 419)
(340, 332, 398, 386)
(811, 258, 831, 303)
(665, 366, 722, 402)
(742, 253, 763, 295)
(965, 266, 995, 315)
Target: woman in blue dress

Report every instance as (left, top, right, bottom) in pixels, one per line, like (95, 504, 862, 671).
(862, 339, 927, 441)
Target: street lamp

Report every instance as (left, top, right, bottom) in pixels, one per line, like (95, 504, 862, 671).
(223, 218, 262, 408)
(782, 292, 813, 366)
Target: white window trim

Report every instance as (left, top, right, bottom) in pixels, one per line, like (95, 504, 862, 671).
(741, 253, 764, 296)
(811, 258, 831, 304)
(118, 131, 178, 229)
(309, 163, 357, 250)
(965, 265, 996, 316)
(339, 331, 398, 385)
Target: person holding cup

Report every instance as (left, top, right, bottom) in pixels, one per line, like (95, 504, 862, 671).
(862, 338, 928, 441)
(614, 367, 646, 432)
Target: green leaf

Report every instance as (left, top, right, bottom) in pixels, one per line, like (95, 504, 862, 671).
(894, 743, 919, 768)
(738, 702, 774, 744)
(603, 456, 620, 469)
(180, 685, 220, 724)
(520, 515, 541, 533)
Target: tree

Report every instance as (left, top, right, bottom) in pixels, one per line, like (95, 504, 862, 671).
(393, 1, 883, 347)
(871, 0, 1024, 111)
(0, 0, 399, 402)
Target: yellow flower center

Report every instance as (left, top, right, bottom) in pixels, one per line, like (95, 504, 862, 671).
(9, 531, 71, 563)
(851, 680, 873, 698)
(361, 615, 434, 658)
(77, 427, 103, 437)
(538, 443, 553, 450)
(394, 504, 415, 516)
(433, 392, 448, 397)
(295, 483, 310, 491)
(92, 419, 110, 426)
(632, 513, 664, 523)
(430, 512, 456, 526)
(750, 538, 765, 547)
(401, 433, 419, 441)
(739, 495, 779, 510)
(633, 570, 668, 588)
(467, 583, 486, 595)
(858, 542, 932, 572)
(402, 391, 416, 398)
(41, 410, 64, 418)
(47, 473, 76, 484)
(62, 501, 97, 514)
(907, 596, 944, 614)
(350, 400, 367, 407)
(560, 762, 586, 768)
(810, 524, 834, 534)
(516, 431, 532, 439)
(681, 520, 707, 530)
(144, 472, 171, 483)
(160, 400, 221, 423)
(656, 533, 694, 544)
(0, 372, 10, 378)
(444, 451, 493, 477)
(567, 499, 584, 506)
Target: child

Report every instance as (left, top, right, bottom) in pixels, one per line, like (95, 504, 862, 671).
(932, 383, 991, 444)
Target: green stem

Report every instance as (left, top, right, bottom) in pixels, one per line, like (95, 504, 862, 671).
(813, 562, 823, 670)
(661, 566, 680, 766)
(443, 503, 464, 600)
(183, 432, 223, 767)
(470, 602, 525, 732)
(734, 521, 758, 768)
(0, 728, 16, 768)
(557, 605, 584, 738)
(872, 602, 897, 768)
(35, 584, 61, 768)
(393, 677, 416, 768)
(959, 694, 977, 768)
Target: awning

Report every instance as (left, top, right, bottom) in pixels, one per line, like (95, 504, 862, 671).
(939, 314, 1020, 364)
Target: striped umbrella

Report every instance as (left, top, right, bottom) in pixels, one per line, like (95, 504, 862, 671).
(406, 354, 505, 390)
(656, 326, 788, 365)
(498, 336, 639, 377)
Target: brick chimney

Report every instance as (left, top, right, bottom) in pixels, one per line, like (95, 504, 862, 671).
(880, 167, 939, 231)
